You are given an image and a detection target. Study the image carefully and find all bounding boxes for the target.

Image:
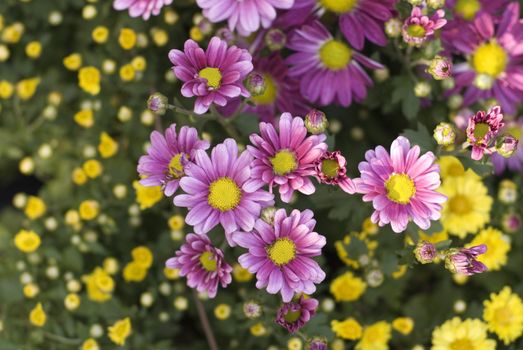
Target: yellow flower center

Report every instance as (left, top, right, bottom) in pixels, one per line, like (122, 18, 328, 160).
(450, 338, 474, 350)
(319, 0, 358, 14)
(493, 306, 512, 326)
(472, 42, 508, 77)
(199, 67, 222, 89)
(267, 238, 296, 266)
(199, 251, 217, 272)
(449, 195, 472, 215)
(322, 159, 339, 178)
(448, 163, 465, 177)
(251, 74, 277, 105)
(208, 177, 241, 212)
(271, 150, 297, 176)
(284, 310, 302, 323)
(507, 126, 522, 141)
(385, 174, 416, 205)
(406, 24, 427, 38)
(168, 153, 185, 178)
(473, 122, 490, 140)
(455, 0, 481, 20)
(319, 40, 352, 71)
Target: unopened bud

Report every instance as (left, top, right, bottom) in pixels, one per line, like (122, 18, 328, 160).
(245, 72, 266, 97)
(261, 206, 277, 225)
(414, 241, 437, 264)
(414, 81, 431, 98)
(433, 122, 456, 146)
(147, 93, 168, 115)
(265, 29, 286, 51)
(385, 18, 402, 38)
(496, 134, 518, 158)
(305, 109, 328, 135)
(427, 0, 445, 9)
(427, 56, 452, 80)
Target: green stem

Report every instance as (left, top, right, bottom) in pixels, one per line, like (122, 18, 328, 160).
(43, 332, 82, 346)
(192, 290, 219, 350)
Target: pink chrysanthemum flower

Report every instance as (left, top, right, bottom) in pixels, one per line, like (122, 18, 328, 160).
(402, 7, 447, 46)
(113, 0, 173, 19)
(245, 113, 328, 203)
(287, 21, 383, 107)
(466, 105, 505, 160)
(137, 124, 210, 196)
(166, 233, 232, 298)
(169, 37, 253, 114)
(234, 209, 326, 302)
(315, 151, 357, 194)
(196, 0, 295, 36)
(444, 245, 488, 275)
(275, 296, 318, 333)
(354, 136, 447, 233)
(173, 139, 274, 244)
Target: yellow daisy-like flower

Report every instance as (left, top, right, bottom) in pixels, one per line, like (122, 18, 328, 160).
(151, 27, 169, 46)
(392, 317, 414, 335)
(119, 63, 136, 82)
(163, 267, 180, 280)
(14, 229, 41, 253)
(79, 200, 100, 221)
(483, 286, 523, 345)
(24, 196, 46, 220)
(84, 267, 114, 302)
(131, 56, 146, 71)
(29, 302, 46, 327)
(64, 293, 81, 310)
(98, 132, 118, 158)
(214, 304, 231, 320)
(78, 66, 101, 95)
(250, 322, 267, 337)
(123, 261, 148, 282)
(83, 159, 103, 179)
(118, 28, 136, 50)
(103, 257, 120, 275)
(16, 77, 40, 100)
(331, 318, 363, 340)
(168, 214, 185, 231)
(25, 41, 41, 59)
(438, 156, 465, 179)
(2, 22, 24, 43)
(189, 26, 203, 42)
(63, 53, 82, 71)
(74, 109, 94, 128)
(232, 263, 253, 282)
(131, 246, 153, 269)
(81, 338, 100, 350)
(355, 321, 391, 350)
(467, 227, 510, 271)
(431, 317, 495, 350)
(108, 317, 132, 346)
(0, 80, 14, 99)
(418, 229, 449, 244)
(92, 26, 109, 43)
(23, 283, 39, 298)
(330, 272, 367, 302)
(133, 181, 162, 210)
(72, 168, 88, 185)
(439, 170, 492, 238)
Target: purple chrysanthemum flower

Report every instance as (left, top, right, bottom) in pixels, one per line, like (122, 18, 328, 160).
(446, 0, 508, 22)
(245, 55, 309, 123)
(245, 113, 328, 203)
(137, 124, 210, 196)
(286, 21, 383, 107)
(354, 136, 447, 233)
(196, 0, 295, 36)
(173, 139, 274, 244)
(402, 7, 447, 46)
(315, 151, 357, 194)
(113, 0, 173, 19)
(169, 37, 253, 115)
(444, 2, 523, 114)
(234, 209, 326, 302)
(444, 244, 488, 275)
(466, 106, 504, 160)
(275, 296, 318, 333)
(492, 117, 523, 174)
(166, 233, 232, 298)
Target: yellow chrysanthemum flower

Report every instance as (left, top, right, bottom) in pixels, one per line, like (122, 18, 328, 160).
(438, 156, 465, 179)
(16, 77, 40, 100)
(439, 170, 492, 238)
(2, 22, 24, 43)
(24, 196, 46, 220)
(84, 267, 114, 302)
(392, 317, 414, 335)
(131, 56, 146, 71)
(72, 168, 88, 185)
(189, 26, 203, 42)
(81, 338, 100, 350)
(133, 181, 162, 210)
(78, 66, 101, 95)
(83, 159, 102, 179)
(108, 317, 132, 346)
(23, 283, 39, 298)
(163, 267, 180, 280)
(250, 322, 267, 336)
(119, 63, 135, 81)
(63, 53, 82, 71)
(92, 26, 109, 43)
(232, 263, 253, 282)
(98, 132, 118, 158)
(431, 317, 495, 350)
(25, 41, 41, 59)
(79, 200, 100, 221)
(356, 321, 391, 350)
(14, 229, 41, 253)
(131, 246, 153, 269)
(29, 302, 46, 327)
(118, 28, 136, 50)
(214, 304, 231, 320)
(483, 287, 523, 345)
(331, 318, 363, 340)
(467, 227, 510, 271)
(0, 80, 14, 99)
(151, 27, 168, 46)
(64, 293, 81, 310)
(168, 215, 185, 231)
(103, 257, 120, 275)
(330, 272, 367, 302)
(74, 109, 94, 128)
(123, 261, 148, 282)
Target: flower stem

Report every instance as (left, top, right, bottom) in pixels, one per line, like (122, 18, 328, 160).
(192, 290, 219, 350)
(43, 332, 81, 346)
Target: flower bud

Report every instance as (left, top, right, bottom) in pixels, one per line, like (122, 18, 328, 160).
(305, 109, 328, 135)
(261, 206, 277, 225)
(414, 81, 431, 98)
(265, 28, 286, 51)
(498, 179, 517, 204)
(147, 92, 168, 115)
(427, 0, 445, 9)
(444, 245, 487, 275)
(496, 134, 518, 158)
(385, 18, 402, 38)
(306, 336, 328, 350)
(433, 122, 456, 146)
(245, 72, 266, 97)
(502, 212, 521, 233)
(366, 268, 384, 287)
(474, 74, 494, 90)
(427, 56, 452, 80)
(414, 241, 437, 264)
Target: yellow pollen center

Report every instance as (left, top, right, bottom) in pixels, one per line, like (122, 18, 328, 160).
(319, 0, 358, 14)
(508, 126, 522, 141)
(473, 123, 490, 140)
(472, 42, 508, 77)
(251, 74, 277, 105)
(450, 338, 474, 350)
(385, 174, 416, 205)
(199, 67, 222, 89)
(407, 24, 426, 38)
(267, 238, 296, 266)
(270, 150, 297, 176)
(208, 177, 241, 212)
(494, 307, 512, 326)
(284, 310, 302, 323)
(449, 195, 472, 215)
(319, 40, 352, 71)
(168, 153, 185, 178)
(199, 251, 217, 272)
(455, 0, 481, 20)
(322, 159, 339, 178)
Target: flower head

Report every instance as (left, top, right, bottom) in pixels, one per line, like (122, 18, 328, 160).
(331, 318, 363, 340)
(330, 272, 367, 302)
(29, 302, 46, 327)
(166, 233, 232, 298)
(138, 124, 210, 196)
(466, 106, 505, 160)
(275, 296, 318, 333)
(433, 122, 456, 146)
(304, 109, 328, 135)
(496, 134, 518, 158)
(246, 113, 328, 203)
(235, 209, 326, 302)
(14, 229, 41, 253)
(173, 138, 274, 241)
(414, 241, 437, 264)
(147, 93, 168, 115)
(402, 7, 447, 46)
(113, 0, 173, 20)
(355, 136, 447, 233)
(427, 56, 453, 80)
(431, 317, 495, 350)
(356, 321, 391, 350)
(483, 286, 523, 345)
(169, 37, 253, 114)
(108, 317, 132, 346)
(444, 244, 488, 275)
(467, 227, 510, 271)
(315, 151, 357, 194)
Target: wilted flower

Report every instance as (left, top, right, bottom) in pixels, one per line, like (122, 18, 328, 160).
(466, 106, 505, 160)
(244, 72, 266, 97)
(433, 122, 456, 146)
(305, 109, 328, 135)
(496, 135, 519, 158)
(444, 245, 488, 275)
(402, 7, 447, 46)
(414, 241, 437, 264)
(315, 151, 357, 194)
(147, 93, 168, 115)
(427, 56, 452, 80)
(275, 296, 318, 333)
